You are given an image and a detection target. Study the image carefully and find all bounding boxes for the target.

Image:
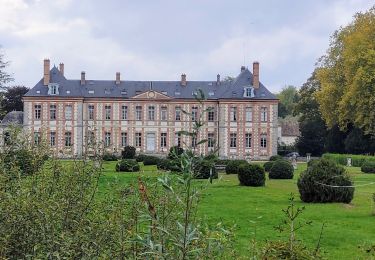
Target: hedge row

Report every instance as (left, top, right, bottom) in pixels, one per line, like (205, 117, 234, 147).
(322, 153, 375, 167)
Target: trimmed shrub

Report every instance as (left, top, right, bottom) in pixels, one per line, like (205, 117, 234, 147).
(121, 146, 136, 159)
(216, 159, 231, 166)
(157, 158, 172, 171)
(270, 155, 283, 161)
(297, 159, 354, 203)
(361, 161, 375, 173)
(238, 164, 265, 186)
(269, 160, 294, 179)
(194, 160, 218, 179)
(225, 160, 248, 174)
(263, 161, 274, 172)
(102, 153, 118, 161)
(136, 154, 147, 162)
(143, 155, 160, 166)
(168, 146, 184, 159)
(322, 153, 375, 167)
(115, 159, 140, 172)
(307, 159, 319, 168)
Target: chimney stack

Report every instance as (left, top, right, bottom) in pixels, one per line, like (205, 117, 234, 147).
(252, 61, 259, 88)
(81, 71, 86, 85)
(43, 59, 50, 86)
(116, 72, 121, 85)
(59, 63, 64, 76)
(181, 73, 187, 86)
(216, 74, 220, 85)
(241, 66, 246, 72)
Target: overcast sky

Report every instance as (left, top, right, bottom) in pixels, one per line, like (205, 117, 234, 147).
(0, 0, 374, 93)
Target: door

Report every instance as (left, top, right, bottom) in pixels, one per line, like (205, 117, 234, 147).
(146, 133, 156, 152)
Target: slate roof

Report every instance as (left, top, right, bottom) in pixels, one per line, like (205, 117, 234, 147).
(25, 66, 277, 100)
(1, 111, 24, 126)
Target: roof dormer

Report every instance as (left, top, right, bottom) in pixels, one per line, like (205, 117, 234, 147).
(47, 83, 59, 95)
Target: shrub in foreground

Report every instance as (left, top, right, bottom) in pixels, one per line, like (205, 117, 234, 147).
(297, 159, 354, 203)
(143, 155, 160, 166)
(361, 161, 375, 173)
(115, 159, 140, 172)
(194, 160, 218, 179)
(269, 160, 294, 179)
(263, 161, 274, 172)
(157, 158, 172, 171)
(238, 164, 265, 186)
(225, 160, 248, 174)
(121, 146, 136, 159)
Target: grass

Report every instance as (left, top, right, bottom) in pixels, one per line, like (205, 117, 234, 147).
(98, 161, 375, 259)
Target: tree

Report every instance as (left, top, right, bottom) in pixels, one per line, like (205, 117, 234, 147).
(277, 85, 299, 118)
(0, 86, 29, 118)
(316, 6, 375, 135)
(0, 47, 13, 89)
(325, 125, 347, 154)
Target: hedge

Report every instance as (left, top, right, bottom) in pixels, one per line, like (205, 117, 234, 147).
(194, 160, 218, 179)
(361, 161, 375, 173)
(238, 164, 265, 186)
(116, 159, 140, 172)
(322, 153, 375, 167)
(225, 160, 249, 174)
(143, 155, 160, 166)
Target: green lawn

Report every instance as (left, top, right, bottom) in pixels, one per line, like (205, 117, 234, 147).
(98, 161, 375, 259)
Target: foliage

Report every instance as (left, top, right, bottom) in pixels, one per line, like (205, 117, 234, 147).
(194, 160, 218, 179)
(216, 159, 231, 165)
(325, 124, 347, 154)
(121, 145, 136, 159)
(297, 159, 354, 203)
(225, 160, 248, 174)
(270, 154, 283, 161)
(315, 7, 375, 135)
(322, 153, 375, 167)
(296, 117, 326, 156)
(168, 145, 184, 159)
(0, 86, 28, 119)
(157, 158, 172, 171)
(237, 164, 265, 186)
(361, 161, 375, 174)
(135, 153, 147, 162)
(115, 159, 140, 172)
(0, 47, 13, 90)
(277, 85, 299, 118)
(344, 127, 375, 154)
(277, 143, 297, 157)
(102, 152, 118, 161)
(269, 160, 294, 179)
(142, 155, 160, 166)
(263, 161, 274, 172)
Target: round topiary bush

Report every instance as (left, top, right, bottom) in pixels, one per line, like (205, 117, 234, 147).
(102, 153, 118, 161)
(143, 156, 160, 166)
(136, 154, 147, 162)
(194, 160, 218, 179)
(361, 161, 375, 173)
(121, 146, 136, 159)
(269, 160, 294, 179)
(297, 159, 354, 203)
(116, 159, 140, 172)
(270, 155, 283, 161)
(157, 158, 172, 171)
(238, 164, 265, 186)
(263, 161, 274, 172)
(225, 160, 248, 174)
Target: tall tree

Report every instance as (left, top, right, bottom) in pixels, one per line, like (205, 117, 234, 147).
(0, 46, 13, 90)
(277, 85, 299, 118)
(0, 86, 29, 119)
(316, 6, 375, 135)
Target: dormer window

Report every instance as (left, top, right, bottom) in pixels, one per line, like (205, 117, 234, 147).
(48, 83, 59, 95)
(243, 87, 255, 98)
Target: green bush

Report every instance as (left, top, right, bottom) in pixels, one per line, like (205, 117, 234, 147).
(102, 153, 118, 161)
(216, 159, 231, 165)
(322, 153, 375, 167)
(225, 160, 248, 174)
(297, 159, 354, 203)
(270, 155, 283, 161)
(269, 160, 294, 179)
(263, 161, 274, 172)
(143, 155, 160, 166)
(115, 159, 140, 172)
(307, 158, 319, 168)
(121, 146, 136, 159)
(361, 161, 375, 173)
(238, 164, 265, 186)
(168, 146, 184, 159)
(157, 158, 172, 171)
(194, 160, 218, 179)
(136, 154, 147, 162)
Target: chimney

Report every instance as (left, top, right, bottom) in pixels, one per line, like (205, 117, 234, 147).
(116, 72, 121, 85)
(181, 73, 187, 86)
(81, 71, 86, 85)
(216, 74, 220, 85)
(59, 63, 64, 76)
(43, 59, 50, 85)
(241, 66, 246, 72)
(252, 61, 259, 88)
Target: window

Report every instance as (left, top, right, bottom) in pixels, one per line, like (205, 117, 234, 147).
(87, 131, 95, 145)
(48, 84, 58, 95)
(50, 105, 56, 120)
(121, 105, 128, 120)
(50, 132, 56, 146)
(230, 107, 237, 122)
(175, 107, 181, 121)
(160, 133, 167, 148)
(34, 105, 41, 120)
(136, 106, 142, 121)
(245, 133, 252, 148)
(245, 107, 253, 122)
(208, 107, 215, 122)
(191, 106, 198, 121)
(208, 133, 214, 148)
(175, 133, 181, 147)
(65, 105, 72, 120)
(244, 87, 254, 97)
(192, 136, 197, 148)
(34, 132, 40, 145)
(148, 106, 155, 120)
(88, 105, 94, 120)
(261, 107, 267, 122)
(121, 132, 127, 147)
(105, 132, 111, 147)
(260, 134, 267, 148)
(161, 106, 167, 121)
(105, 105, 111, 120)
(230, 133, 237, 148)
(65, 132, 72, 147)
(135, 133, 142, 147)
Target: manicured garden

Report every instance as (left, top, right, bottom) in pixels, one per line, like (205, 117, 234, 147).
(99, 161, 375, 259)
